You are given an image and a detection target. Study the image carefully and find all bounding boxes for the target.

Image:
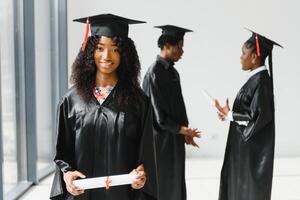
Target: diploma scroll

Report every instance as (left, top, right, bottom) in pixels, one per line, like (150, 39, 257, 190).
(201, 89, 217, 110)
(73, 173, 138, 190)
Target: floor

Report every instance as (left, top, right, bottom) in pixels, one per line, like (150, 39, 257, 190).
(19, 157, 300, 200)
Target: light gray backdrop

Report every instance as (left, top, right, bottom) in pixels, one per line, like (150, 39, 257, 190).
(67, 0, 300, 158)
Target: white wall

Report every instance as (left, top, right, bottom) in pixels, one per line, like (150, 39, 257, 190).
(68, 0, 300, 158)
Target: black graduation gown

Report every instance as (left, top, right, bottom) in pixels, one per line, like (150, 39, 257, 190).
(49, 84, 157, 200)
(219, 70, 275, 200)
(142, 56, 188, 200)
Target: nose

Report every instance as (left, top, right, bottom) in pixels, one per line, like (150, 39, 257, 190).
(101, 49, 110, 60)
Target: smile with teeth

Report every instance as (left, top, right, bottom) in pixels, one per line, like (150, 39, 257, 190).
(100, 61, 113, 68)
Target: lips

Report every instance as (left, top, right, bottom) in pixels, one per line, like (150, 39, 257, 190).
(99, 61, 113, 68)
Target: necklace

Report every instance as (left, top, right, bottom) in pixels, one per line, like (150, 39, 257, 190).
(93, 86, 114, 104)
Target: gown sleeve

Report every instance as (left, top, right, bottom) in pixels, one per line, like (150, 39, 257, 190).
(233, 83, 273, 141)
(143, 73, 181, 135)
(50, 98, 75, 199)
(138, 98, 158, 200)
(232, 112, 251, 121)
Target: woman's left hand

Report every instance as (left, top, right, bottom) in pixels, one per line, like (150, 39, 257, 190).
(131, 164, 146, 190)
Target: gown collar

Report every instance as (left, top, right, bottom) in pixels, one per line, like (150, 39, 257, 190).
(247, 65, 267, 80)
(156, 55, 174, 69)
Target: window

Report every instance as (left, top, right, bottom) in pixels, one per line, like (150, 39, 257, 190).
(0, 0, 18, 195)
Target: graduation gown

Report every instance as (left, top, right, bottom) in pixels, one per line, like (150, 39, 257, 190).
(142, 56, 188, 200)
(50, 84, 157, 200)
(219, 70, 275, 200)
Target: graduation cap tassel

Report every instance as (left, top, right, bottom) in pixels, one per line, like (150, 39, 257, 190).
(255, 34, 261, 57)
(81, 17, 90, 52)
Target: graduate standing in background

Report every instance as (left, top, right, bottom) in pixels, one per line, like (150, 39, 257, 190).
(142, 25, 200, 200)
(50, 14, 157, 200)
(215, 29, 283, 200)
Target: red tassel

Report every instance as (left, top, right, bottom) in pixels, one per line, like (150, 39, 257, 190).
(255, 34, 261, 57)
(81, 17, 90, 52)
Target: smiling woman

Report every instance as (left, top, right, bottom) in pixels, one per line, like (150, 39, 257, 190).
(71, 34, 142, 106)
(94, 36, 121, 75)
(50, 14, 158, 200)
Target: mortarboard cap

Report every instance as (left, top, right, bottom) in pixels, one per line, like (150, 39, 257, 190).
(154, 25, 193, 39)
(74, 13, 146, 38)
(245, 28, 283, 57)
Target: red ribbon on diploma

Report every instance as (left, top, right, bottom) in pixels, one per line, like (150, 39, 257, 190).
(105, 176, 112, 190)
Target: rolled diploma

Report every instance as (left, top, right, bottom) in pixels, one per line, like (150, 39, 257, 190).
(73, 173, 138, 190)
(201, 89, 216, 108)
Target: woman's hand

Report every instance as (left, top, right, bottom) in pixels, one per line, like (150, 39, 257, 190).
(131, 164, 146, 190)
(63, 170, 86, 196)
(215, 98, 230, 121)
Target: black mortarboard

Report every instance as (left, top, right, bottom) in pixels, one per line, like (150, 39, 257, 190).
(154, 25, 193, 39)
(245, 28, 283, 57)
(74, 13, 146, 37)
(73, 13, 146, 51)
(245, 28, 283, 96)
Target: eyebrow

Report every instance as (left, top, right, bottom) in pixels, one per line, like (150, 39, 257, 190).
(98, 43, 117, 47)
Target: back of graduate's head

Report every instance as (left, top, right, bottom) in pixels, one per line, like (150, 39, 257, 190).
(71, 13, 145, 104)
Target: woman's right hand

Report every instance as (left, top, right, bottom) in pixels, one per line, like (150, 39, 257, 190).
(63, 170, 86, 196)
(215, 98, 230, 121)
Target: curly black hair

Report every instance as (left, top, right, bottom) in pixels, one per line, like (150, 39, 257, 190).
(71, 35, 143, 106)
